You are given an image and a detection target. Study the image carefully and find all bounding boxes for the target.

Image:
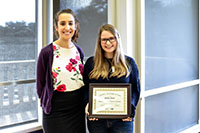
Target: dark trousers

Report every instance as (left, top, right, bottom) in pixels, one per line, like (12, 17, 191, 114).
(88, 119, 133, 133)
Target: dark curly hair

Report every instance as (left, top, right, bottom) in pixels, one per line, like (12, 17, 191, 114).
(54, 8, 80, 43)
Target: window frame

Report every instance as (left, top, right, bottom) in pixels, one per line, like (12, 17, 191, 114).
(0, 0, 43, 132)
(138, 0, 200, 132)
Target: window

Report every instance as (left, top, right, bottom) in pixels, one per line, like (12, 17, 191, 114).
(145, 86, 198, 132)
(145, 0, 199, 90)
(0, 0, 38, 129)
(144, 0, 199, 132)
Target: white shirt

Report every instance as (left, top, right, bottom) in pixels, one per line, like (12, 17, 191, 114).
(52, 42, 84, 92)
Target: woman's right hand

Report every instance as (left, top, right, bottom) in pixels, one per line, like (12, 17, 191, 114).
(85, 103, 98, 121)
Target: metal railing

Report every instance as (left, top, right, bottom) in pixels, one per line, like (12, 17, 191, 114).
(0, 60, 38, 128)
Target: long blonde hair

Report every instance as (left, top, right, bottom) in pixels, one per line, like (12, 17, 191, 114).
(89, 24, 130, 79)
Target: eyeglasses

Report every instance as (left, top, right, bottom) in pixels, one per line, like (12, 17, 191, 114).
(101, 37, 116, 44)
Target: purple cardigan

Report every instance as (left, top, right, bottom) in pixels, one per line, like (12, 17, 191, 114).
(36, 43, 84, 114)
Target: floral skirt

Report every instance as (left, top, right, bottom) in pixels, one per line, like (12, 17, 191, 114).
(42, 89, 86, 133)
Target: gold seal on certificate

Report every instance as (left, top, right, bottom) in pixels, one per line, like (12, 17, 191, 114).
(89, 83, 131, 119)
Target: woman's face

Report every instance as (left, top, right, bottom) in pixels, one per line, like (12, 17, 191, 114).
(55, 13, 76, 41)
(100, 30, 117, 58)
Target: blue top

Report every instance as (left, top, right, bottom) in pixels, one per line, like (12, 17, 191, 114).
(83, 56, 140, 119)
(36, 43, 84, 114)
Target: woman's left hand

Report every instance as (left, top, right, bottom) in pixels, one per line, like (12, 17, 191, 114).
(85, 103, 89, 115)
(122, 117, 132, 121)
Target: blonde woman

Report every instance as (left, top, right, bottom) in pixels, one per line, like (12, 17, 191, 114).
(83, 24, 140, 133)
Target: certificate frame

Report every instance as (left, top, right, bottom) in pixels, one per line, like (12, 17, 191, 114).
(89, 83, 131, 119)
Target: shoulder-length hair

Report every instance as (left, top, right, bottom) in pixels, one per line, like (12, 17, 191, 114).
(89, 24, 130, 79)
(54, 8, 80, 43)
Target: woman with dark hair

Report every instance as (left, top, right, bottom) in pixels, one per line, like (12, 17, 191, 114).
(83, 24, 140, 133)
(36, 9, 86, 133)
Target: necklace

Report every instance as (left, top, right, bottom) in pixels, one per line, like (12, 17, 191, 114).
(107, 58, 115, 73)
(111, 66, 115, 73)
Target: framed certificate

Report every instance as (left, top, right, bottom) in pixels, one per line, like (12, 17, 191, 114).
(89, 83, 131, 119)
